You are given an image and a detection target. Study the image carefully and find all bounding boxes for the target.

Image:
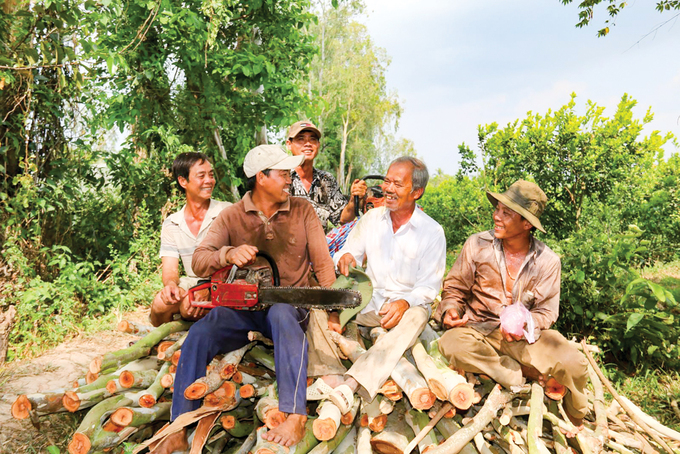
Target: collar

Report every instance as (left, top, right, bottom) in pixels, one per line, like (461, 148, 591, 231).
(167, 199, 223, 238)
(379, 204, 423, 230)
(242, 191, 291, 214)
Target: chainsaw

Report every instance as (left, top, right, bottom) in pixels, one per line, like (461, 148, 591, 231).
(188, 251, 363, 311)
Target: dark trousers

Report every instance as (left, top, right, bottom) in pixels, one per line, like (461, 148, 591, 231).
(171, 304, 310, 420)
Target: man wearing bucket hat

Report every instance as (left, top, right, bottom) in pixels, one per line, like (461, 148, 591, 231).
(286, 120, 367, 231)
(156, 145, 337, 452)
(435, 180, 589, 430)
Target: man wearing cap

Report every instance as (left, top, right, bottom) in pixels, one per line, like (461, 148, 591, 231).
(156, 145, 337, 453)
(286, 120, 366, 231)
(150, 152, 231, 327)
(435, 180, 589, 429)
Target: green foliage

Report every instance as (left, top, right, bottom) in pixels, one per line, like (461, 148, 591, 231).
(560, 0, 680, 36)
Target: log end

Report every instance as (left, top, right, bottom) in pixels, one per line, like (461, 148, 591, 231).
(240, 384, 255, 399)
(219, 364, 236, 380)
(449, 383, 475, 410)
(312, 418, 338, 441)
(85, 371, 98, 384)
(110, 407, 134, 427)
(544, 377, 567, 401)
(360, 414, 369, 427)
(264, 409, 286, 430)
(68, 432, 91, 454)
(63, 391, 81, 412)
(220, 381, 237, 398)
(184, 382, 208, 401)
(10, 395, 31, 419)
(171, 350, 181, 366)
(160, 374, 174, 388)
(105, 380, 118, 394)
(370, 439, 404, 454)
(138, 394, 156, 408)
(368, 414, 387, 432)
(426, 380, 449, 402)
(117, 320, 130, 333)
(221, 415, 236, 430)
(119, 370, 135, 388)
(411, 389, 437, 411)
(89, 356, 103, 375)
(340, 412, 356, 425)
(231, 371, 243, 384)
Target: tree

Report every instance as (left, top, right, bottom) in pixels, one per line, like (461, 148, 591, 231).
(459, 93, 670, 238)
(306, 1, 402, 190)
(560, 0, 680, 36)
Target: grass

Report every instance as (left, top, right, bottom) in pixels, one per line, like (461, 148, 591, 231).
(641, 259, 680, 302)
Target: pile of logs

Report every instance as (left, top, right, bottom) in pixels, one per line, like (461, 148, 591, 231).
(10, 319, 680, 454)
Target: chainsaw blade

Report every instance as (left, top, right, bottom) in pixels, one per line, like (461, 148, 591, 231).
(258, 286, 361, 310)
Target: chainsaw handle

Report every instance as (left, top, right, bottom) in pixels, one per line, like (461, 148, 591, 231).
(354, 175, 385, 218)
(256, 251, 279, 287)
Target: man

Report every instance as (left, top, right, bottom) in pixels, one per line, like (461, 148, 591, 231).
(435, 180, 589, 428)
(150, 152, 231, 327)
(310, 156, 446, 411)
(154, 145, 337, 453)
(286, 121, 367, 231)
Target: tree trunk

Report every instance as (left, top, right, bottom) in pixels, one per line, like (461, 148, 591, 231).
(11, 391, 67, 419)
(138, 361, 171, 408)
(0, 305, 16, 364)
(68, 394, 133, 454)
(117, 320, 154, 336)
(390, 357, 436, 410)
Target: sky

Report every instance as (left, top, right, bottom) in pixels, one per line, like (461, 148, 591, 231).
(360, 0, 680, 175)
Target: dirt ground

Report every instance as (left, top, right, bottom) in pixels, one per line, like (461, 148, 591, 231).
(0, 307, 152, 453)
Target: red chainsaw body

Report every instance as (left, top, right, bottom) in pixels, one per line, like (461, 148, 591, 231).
(188, 264, 272, 310)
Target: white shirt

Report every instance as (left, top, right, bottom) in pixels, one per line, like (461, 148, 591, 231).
(334, 206, 447, 314)
(159, 199, 231, 278)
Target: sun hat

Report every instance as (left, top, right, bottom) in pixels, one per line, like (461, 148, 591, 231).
(243, 144, 304, 178)
(486, 180, 547, 233)
(287, 121, 321, 140)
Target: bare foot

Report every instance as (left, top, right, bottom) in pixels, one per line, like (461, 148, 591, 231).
(152, 427, 188, 454)
(320, 374, 345, 388)
(262, 414, 307, 447)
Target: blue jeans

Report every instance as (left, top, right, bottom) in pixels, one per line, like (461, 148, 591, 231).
(171, 304, 309, 420)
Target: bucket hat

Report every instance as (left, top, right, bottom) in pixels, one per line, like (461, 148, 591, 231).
(486, 180, 547, 233)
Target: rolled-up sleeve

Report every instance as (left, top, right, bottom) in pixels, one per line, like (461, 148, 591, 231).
(159, 219, 180, 259)
(528, 255, 561, 331)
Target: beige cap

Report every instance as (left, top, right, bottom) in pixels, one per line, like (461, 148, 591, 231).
(287, 121, 321, 140)
(243, 144, 304, 178)
(486, 180, 547, 233)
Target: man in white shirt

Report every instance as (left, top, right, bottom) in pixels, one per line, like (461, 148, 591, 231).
(312, 156, 446, 410)
(150, 152, 231, 327)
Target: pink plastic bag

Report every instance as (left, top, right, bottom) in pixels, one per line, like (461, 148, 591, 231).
(500, 301, 536, 344)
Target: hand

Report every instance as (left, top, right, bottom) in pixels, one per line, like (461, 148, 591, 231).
(226, 245, 259, 267)
(328, 311, 343, 334)
(349, 179, 368, 198)
(378, 299, 409, 329)
(442, 309, 469, 329)
(180, 295, 208, 321)
(160, 282, 183, 305)
(500, 326, 524, 342)
(337, 253, 356, 277)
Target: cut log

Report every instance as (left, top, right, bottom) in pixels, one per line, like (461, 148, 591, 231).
(411, 342, 449, 401)
(63, 387, 111, 413)
(390, 356, 436, 410)
(68, 394, 133, 454)
(309, 423, 354, 454)
(218, 342, 255, 380)
(527, 383, 546, 454)
(245, 345, 276, 372)
(377, 379, 402, 401)
(582, 339, 676, 454)
(404, 403, 447, 454)
(255, 390, 285, 430)
(117, 320, 154, 336)
(313, 400, 343, 441)
(248, 330, 274, 346)
(138, 361, 171, 408)
(370, 402, 414, 454)
(88, 424, 138, 451)
(587, 364, 608, 446)
(11, 391, 67, 419)
(435, 418, 478, 454)
(110, 401, 171, 427)
(157, 332, 187, 361)
(118, 368, 159, 390)
(544, 377, 567, 401)
(426, 385, 512, 454)
(357, 425, 372, 454)
(156, 340, 176, 357)
(160, 372, 174, 389)
(171, 350, 181, 366)
(340, 397, 361, 425)
(89, 320, 192, 374)
(204, 381, 237, 407)
(361, 396, 387, 432)
(0, 305, 16, 364)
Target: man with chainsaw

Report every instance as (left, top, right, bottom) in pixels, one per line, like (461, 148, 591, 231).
(286, 120, 367, 231)
(308, 156, 447, 413)
(150, 152, 231, 327)
(156, 145, 338, 453)
(434, 180, 589, 431)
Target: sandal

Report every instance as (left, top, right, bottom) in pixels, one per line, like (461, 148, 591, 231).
(328, 384, 354, 414)
(306, 378, 335, 401)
